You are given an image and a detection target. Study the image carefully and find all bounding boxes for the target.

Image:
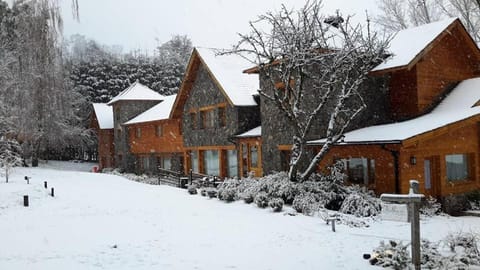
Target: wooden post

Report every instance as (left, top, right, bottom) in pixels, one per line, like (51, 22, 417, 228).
(51, 187, 54, 197)
(24, 176, 30, 184)
(189, 169, 193, 185)
(23, 195, 29, 207)
(380, 180, 424, 270)
(44, 181, 47, 189)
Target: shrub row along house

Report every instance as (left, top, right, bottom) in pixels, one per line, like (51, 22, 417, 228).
(91, 18, 480, 199)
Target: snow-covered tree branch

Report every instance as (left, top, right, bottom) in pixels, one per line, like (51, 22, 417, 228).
(376, 0, 480, 42)
(227, 0, 389, 182)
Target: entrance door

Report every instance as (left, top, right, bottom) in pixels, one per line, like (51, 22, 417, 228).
(424, 156, 440, 197)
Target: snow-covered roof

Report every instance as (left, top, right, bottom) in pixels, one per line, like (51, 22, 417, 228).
(124, 95, 177, 125)
(236, 126, 261, 138)
(196, 47, 259, 106)
(372, 18, 457, 72)
(107, 81, 165, 105)
(309, 77, 480, 145)
(92, 103, 113, 129)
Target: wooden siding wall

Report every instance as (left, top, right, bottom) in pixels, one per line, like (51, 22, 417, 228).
(317, 144, 400, 195)
(389, 67, 418, 120)
(127, 119, 183, 154)
(98, 129, 115, 169)
(389, 24, 480, 120)
(399, 120, 480, 196)
(416, 24, 480, 113)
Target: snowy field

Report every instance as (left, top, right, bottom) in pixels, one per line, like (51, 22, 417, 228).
(1, 162, 479, 270)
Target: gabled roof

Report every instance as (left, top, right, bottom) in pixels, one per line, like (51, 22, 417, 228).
(92, 103, 114, 129)
(107, 81, 165, 105)
(171, 47, 259, 118)
(372, 18, 480, 73)
(236, 126, 261, 138)
(308, 77, 480, 145)
(124, 95, 177, 125)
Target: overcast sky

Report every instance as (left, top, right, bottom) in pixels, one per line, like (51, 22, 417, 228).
(60, 0, 379, 54)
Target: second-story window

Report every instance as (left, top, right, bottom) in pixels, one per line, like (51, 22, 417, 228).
(135, 127, 141, 138)
(190, 112, 197, 130)
(156, 125, 163, 137)
(218, 107, 226, 127)
(200, 109, 215, 129)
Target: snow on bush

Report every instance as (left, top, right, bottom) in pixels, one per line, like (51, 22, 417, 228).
(420, 196, 442, 217)
(259, 172, 299, 204)
(370, 233, 480, 269)
(292, 192, 320, 215)
(369, 240, 410, 269)
(217, 179, 241, 202)
(206, 188, 218, 198)
(444, 231, 480, 266)
(268, 198, 284, 212)
(254, 192, 269, 208)
(466, 190, 480, 211)
(339, 186, 381, 217)
(187, 184, 198, 195)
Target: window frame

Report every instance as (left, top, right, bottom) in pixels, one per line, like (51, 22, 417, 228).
(445, 153, 472, 182)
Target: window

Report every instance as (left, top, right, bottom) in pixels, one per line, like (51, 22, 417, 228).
(250, 145, 258, 168)
(135, 127, 141, 138)
(190, 151, 199, 173)
(344, 158, 375, 185)
(142, 156, 150, 170)
(227, 150, 238, 178)
(218, 107, 226, 127)
(156, 125, 163, 137)
(157, 156, 172, 170)
(242, 143, 248, 176)
(203, 150, 219, 176)
(200, 110, 215, 129)
(190, 112, 197, 130)
(446, 154, 470, 181)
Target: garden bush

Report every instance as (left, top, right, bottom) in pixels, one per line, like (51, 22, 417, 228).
(187, 184, 198, 195)
(292, 192, 320, 215)
(254, 192, 269, 208)
(268, 198, 284, 212)
(339, 186, 382, 217)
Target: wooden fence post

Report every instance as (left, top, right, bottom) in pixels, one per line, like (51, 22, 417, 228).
(51, 187, 54, 197)
(44, 181, 47, 189)
(23, 195, 29, 207)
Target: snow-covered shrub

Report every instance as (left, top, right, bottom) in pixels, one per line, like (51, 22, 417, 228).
(218, 188, 236, 202)
(339, 186, 381, 217)
(268, 198, 284, 212)
(466, 190, 480, 210)
(238, 178, 261, 204)
(370, 240, 410, 269)
(217, 179, 241, 202)
(254, 192, 269, 208)
(200, 188, 207, 197)
(292, 192, 320, 215)
(259, 172, 299, 204)
(187, 184, 198, 195)
(420, 239, 444, 269)
(444, 231, 480, 265)
(206, 188, 218, 198)
(441, 194, 469, 215)
(420, 196, 442, 217)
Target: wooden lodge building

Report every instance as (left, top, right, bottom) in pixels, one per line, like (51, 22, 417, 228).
(91, 103, 114, 170)
(91, 18, 480, 199)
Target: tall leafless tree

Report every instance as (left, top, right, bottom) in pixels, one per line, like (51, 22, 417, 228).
(376, 0, 480, 42)
(229, 0, 389, 181)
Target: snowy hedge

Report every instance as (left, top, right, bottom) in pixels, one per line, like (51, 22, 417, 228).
(370, 232, 480, 269)
(192, 164, 380, 218)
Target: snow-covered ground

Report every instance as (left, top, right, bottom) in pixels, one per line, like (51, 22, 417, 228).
(1, 162, 479, 270)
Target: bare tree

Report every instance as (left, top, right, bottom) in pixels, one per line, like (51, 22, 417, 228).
(376, 0, 480, 42)
(1, 0, 89, 166)
(229, 1, 389, 181)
